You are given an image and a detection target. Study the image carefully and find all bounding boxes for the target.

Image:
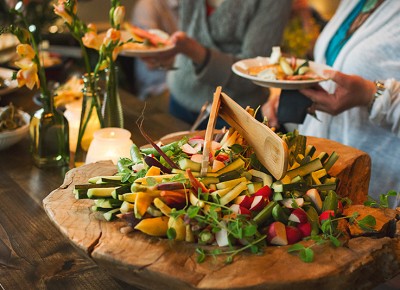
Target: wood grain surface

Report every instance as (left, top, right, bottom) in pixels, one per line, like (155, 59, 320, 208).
(42, 138, 399, 290)
(0, 87, 190, 290)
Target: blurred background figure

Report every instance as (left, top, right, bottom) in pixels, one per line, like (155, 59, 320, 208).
(143, 0, 292, 129)
(130, 0, 179, 100)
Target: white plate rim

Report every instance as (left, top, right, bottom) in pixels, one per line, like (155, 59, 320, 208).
(232, 57, 331, 89)
(119, 44, 175, 57)
(0, 67, 18, 96)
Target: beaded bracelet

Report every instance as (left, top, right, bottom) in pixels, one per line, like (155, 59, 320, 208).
(368, 81, 385, 113)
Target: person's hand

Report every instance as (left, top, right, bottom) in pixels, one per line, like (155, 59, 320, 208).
(140, 31, 208, 70)
(300, 70, 376, 115)
(262, 88, 281, 128)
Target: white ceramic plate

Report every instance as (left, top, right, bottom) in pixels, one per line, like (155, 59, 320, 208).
(120, 44, 175, 57)
(232, 57, 331, 90)
(118, 30, 175, 57)
(0, 34, 19, 64)
(0, 67, 18, 96)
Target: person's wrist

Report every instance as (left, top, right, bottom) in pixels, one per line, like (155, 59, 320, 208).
(368, 80, 385, 113)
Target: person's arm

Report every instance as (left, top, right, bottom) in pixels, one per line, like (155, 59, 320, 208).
(300, 70, 376, 115)
(195, 0, 292, 91)
(300, 70, 400, 136)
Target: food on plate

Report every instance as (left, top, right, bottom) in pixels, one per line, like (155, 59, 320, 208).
(122, 23, 171, 51)
(0, 33, 19, 51)
(53, 75, 84, 107)
(247, 47, 323, 81)
(74, 122, 370, 262)
(0, 103, 26, 132)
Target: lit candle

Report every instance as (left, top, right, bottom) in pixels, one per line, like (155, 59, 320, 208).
(64, 100, 101, 152)
(85, 127, 133, 164)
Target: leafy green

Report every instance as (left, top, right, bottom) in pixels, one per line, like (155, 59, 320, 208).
(364, 190, 399, 208)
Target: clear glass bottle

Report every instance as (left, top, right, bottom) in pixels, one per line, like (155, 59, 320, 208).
(74, 73, 103, 167)
(102, 64, 124, 128)
(29, 92, 70, 168)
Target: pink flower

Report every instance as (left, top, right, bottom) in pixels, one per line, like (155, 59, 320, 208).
(113, 6, 125, 26)
(53, 0, 73, 25)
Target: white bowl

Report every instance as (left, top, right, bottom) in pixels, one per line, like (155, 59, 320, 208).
(0, 109, 31, 151)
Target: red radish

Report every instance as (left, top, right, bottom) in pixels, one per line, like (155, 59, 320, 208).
(281, 198, 304, 208)
(235, 195, 253, 209)
(297, 222, 312, 237)
(267, 221, 288, 246)
(181, 143, 198, 155)
(254, 185, 272, 200)
(288, 208, 308, 224)
(238, 206, 252, 216)
(190, 154, 203, 163)
(188, 137, 204, 146)
(319, 210, 335, 224)
(230, 204, 240, 213)
(211, 141, 222, 154)
(192, 142, 202, 153)
(215, 153, 230, 163)
(250, 195, 266, 211)
(337, 200, 344, 215)
(306, 189, 323, 211)
(285, 226, 302, 245)
(230, 204, 252, 216)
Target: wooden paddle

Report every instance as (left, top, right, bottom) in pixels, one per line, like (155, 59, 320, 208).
(200, 86, 222, 176)
(219, 92, 288, 180)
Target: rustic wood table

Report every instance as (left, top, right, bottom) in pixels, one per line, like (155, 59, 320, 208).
(0, 87, 190, 289)
(1, 87, 399, 290)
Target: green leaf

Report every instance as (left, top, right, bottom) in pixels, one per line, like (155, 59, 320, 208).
(212, 249, 222, 255)
(187, 206, 200, 219)
(244, 224, 257, 237)
(357, 215, 376, 231)
(299, 248, 314, 263)
(287, 243, 305, 253)
(250, 245, 259, 254)
(196, 248, 206, 263)
(166, 228, 176, 240)
(229, 144, 244, 154)
(329, 235, 341, 247)
(225, 255, 233, 264)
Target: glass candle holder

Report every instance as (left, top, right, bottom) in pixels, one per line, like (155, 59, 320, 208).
(64, 100, 101, 153)
(85, 127, 133, 165)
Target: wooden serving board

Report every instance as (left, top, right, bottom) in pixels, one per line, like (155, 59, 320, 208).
(43, 138, 399, 290)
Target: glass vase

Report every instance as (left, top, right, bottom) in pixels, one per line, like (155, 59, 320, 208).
(73, 73, 103, 167)
(102, 64, 124, 128)
(29, 92, 70, 168)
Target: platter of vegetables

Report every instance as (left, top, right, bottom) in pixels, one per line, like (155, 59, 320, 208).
(43, 131, 399, 290)
(43, 91, 398, 289)
(73, 128, 347, 258)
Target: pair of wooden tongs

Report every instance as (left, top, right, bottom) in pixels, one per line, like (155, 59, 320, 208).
(200, 86, 288, 180)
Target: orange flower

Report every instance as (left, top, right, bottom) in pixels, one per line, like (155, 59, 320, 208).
(16, 44, 35, 59)
(82, 24, 103, 50)
(103, 28, 121, 46)
(53, 0, 73, 25)
(15, 58, 40, 89)
(113, 6, 125, 26)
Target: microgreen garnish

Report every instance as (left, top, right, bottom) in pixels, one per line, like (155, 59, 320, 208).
(364, 190, 399, 208)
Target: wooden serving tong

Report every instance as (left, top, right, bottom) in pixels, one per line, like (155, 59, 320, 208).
(200, 86, 288, 180)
